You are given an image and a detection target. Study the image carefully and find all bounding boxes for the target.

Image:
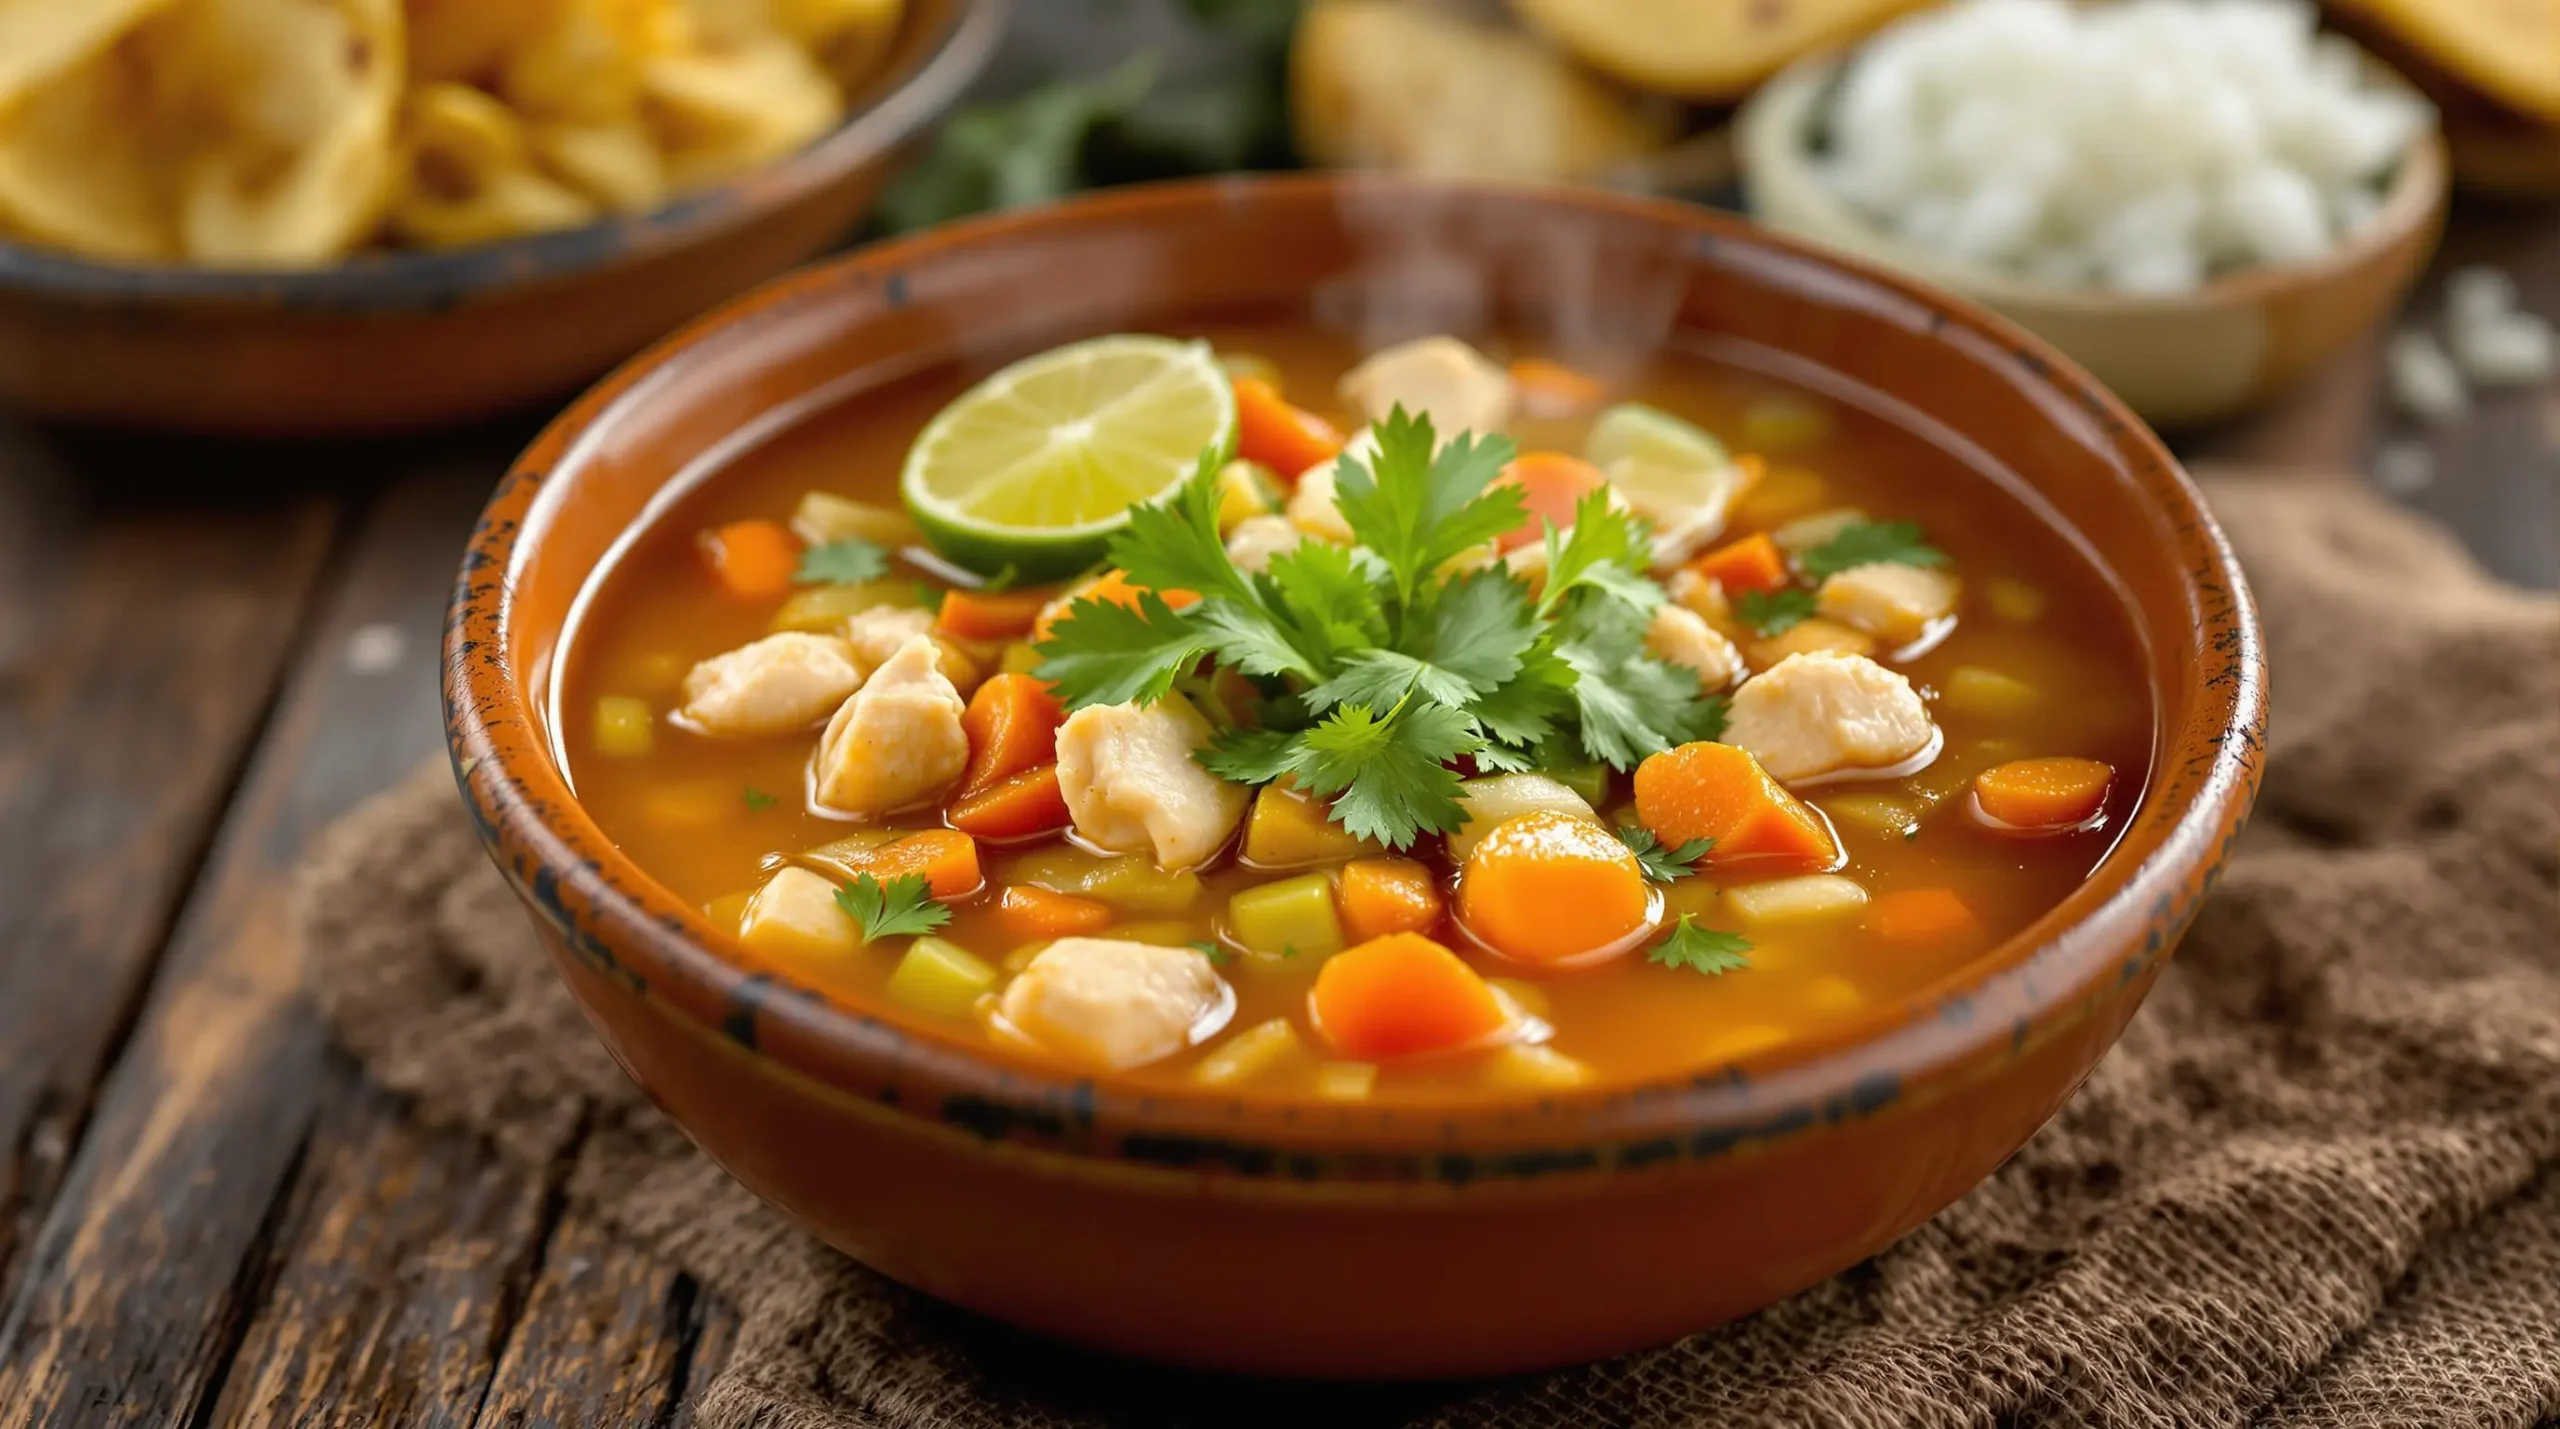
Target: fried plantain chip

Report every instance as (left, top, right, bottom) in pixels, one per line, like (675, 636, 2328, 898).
(405, 0, 567, 85)
(1512, 0, 1936, 102)
(389, 80, 600, 244)
(0, 37, 185, 262)
(642, 28, 842, 185)
(0, 0, 176, 110)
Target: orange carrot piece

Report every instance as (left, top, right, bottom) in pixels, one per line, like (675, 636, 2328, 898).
(1031, 569, 1202, 641)
(1491, 452, 1609, 551)
(1686, 531, 1790, 595)
(1507, 358, 1607, 418)
(959, 673, 1065, 798)
(1867, 888, 1982, 949)
(836, 829, 983, 899)
(937, 586, 1057, 641)
(1233, 376, 1343, 478)
(1310, 933, 1512, 1061)
(1337, 857, 1445, 943)
(1632, 741, 1840, 874)
(698, 519, 801, 600)
(994, 884, 1113, 941)
(947, 766, 1072, 841)
(1973, 757, 2115, 831)
(1456, 810, 1651, 965)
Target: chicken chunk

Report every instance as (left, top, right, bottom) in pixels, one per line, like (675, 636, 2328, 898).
(998, 938, 1230, 1070)
(1723, 652, 1939, 785)
(1054, 693, 1251, 870)
(1817, 563, 1962, 645)
(1338, 336, 1511, 437)
(1225, 513, 1304, 574)
(1645, 603, 1745, 691)
(841, 605, 937, 674)
(811, 635, 969, 815)
(1286, 463, 1357, 543)
(677, 632, 866, 738)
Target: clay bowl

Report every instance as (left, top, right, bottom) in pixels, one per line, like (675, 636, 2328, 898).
(0, 0, 1002, 436)
(445, 175, 2266, 1379)
(1738, 47, 2448, 428)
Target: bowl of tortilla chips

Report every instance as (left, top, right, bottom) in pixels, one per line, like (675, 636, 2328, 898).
(0, 0, 1003, 433)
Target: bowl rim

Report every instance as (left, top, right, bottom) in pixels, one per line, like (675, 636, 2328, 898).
(0, 0, 1007, 310)
(446, 173, 2266, 1180)
(1736, 41, 2451, 315)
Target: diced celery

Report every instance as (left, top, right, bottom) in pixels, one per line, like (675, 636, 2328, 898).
(737, 867, 859, 963)
(1770, 507, 1869, 553)
(769, 579, 928, 634)
(1447, 773, 1597, 863)
(1587, 401, 1726, 472)
(886, 936, 998, 1020)
(1227, 873, 1344, 961)
(592, 695, 655, 757)
(998, 641, 1042, 676)
(1080, 859, 1205, 914)
(791, 491, 917, 548)
(1739, 394, 1833, 453)
(1214, 459, 1284, 533)
(1983, 576, 2047, 623)
(1725, 874, 1870, 926)
(1313, 1062, 1378, 1100)
(1817, 791, 1924, 839)
(1191, 1018, 1302, 1087)
(1481, 1043, 1592, 1092)
(1942, 665, 2039, 720)
(1540, 758, 1611, 808)
(1241, 783, 1379, 868)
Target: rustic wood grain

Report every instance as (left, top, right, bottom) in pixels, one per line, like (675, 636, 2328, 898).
(469, 1213, 715, 1429)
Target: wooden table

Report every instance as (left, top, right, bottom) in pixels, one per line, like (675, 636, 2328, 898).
(0, 200, 2550, 1428)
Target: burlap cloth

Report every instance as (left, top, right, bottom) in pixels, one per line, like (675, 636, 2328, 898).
(304, 475, 2560, 1427)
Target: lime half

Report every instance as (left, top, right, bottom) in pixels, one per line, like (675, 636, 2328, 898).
(902, 335, 1237, 580)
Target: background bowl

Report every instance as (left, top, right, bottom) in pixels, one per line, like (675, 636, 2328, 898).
(446, 175, 2266, 1378)
(0, 0, 1004, 436)
(1738, 50, 2449, 428)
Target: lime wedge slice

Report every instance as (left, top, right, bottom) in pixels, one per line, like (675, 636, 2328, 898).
(902, 335, 1237, 580)
(1585, 401, 1728, 473)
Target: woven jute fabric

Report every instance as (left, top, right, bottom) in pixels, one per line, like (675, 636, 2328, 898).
(303, 475, 2560, 1428)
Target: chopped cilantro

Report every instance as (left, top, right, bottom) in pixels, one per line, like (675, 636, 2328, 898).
(1329, 407, 1524, 611)
(1648, 916, 1754, 975)
(1189, 939, 1235, 966)
(1735, 587, 1819, 636)
(1031, 590, 1210, 708)
(1615, 827, 1715, 883)
(740, 786, 779, 813)
(1798, 520, 1946, 580)
(796, 537, 891, 585)
(833, 873, 951, 944)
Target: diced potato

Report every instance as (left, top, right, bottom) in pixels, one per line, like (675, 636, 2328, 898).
(1287, 463, 1357, 542)
(886, 937, 999, 1020)
(1983, 575, 2047, 623)
(592, 695, 655, 757)
(738, 867, 860, 964)
(1747, 616, 1876, 668)
(1446, 773, 1599, 863)
(769, 579, 928, 634)
(998, 937, 1229, 1070)
(1818, 563, 1961, 645)
(1225, 514, 1304, 574)
(702, 891, 752, 933)
(1192, 1018, 1304, 1087)
(1228, 873, 1347, 961)
(1487, 976, 1552, 1020)
(1481, 1043, 1592, 1092)
(1942, 665, 2039, 720)
(790, 491, 917, 548)
(1007, 847, 1205, 914)
(1739, 395, 1833, 453)
(1733, 462, 1828, 527)
(1770, 507, 1868, 553)
(1313, 1061, 1379, 1101)
(1215, 459, 1285, 532)
(1242, 782, 1380, 868)
(998, 641, 1042, 676)
(1724, 874, 1870, 925)
(1817, 790, 1924, 839)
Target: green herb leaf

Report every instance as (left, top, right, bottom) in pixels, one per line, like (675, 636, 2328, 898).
(1033, 591, 1209, 709)
(1468, 644, 1576, 750)
(1197, 725, 1301, 783)
(1538, 493, 1662, 616)
(796, 538, 891, 585)
(1401, 567, 1540, 693)
(1735, 587, 1819, 637)
(1648, 915, 1754, 975)
(1798, 520, 1946, 580)
(1553, 596, 1720, 770)
(740, 786, 779, 813)
(1330, 408, 1523, 611)
(1615, 827, 1715, 883)
(1109, 451, 1259, 605)
(1189, 938, 1236, 966)
(1270, 702, 1480, 849)
(835, 873, 952, 945)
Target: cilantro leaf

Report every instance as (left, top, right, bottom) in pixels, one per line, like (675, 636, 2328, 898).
(834, 873, 952, 944)
(1303, 649, 1471, 712)
(1538, 493, 1662, 616)
(1469, 644, 1576, 749)
(796, 538, 891, 585)
(1189, 938, 1236, 966)
(1553, 597, 1719, 770)
(740, 786, 779, 813)
(1259, 539, 1387, 666)
(1648, 915, 1753, 975)
(1197, 725, 1300, 783)
(1614, 826, 1714, 882)
(1689, 693, 1732, 744)
(1107, 451, 1258, 605)
(1798, 520, 1946, 580)
(1279, 701, 1479, 848)
(1330, 408, 1522, 609)
(1401, 568, 1539, 694)
(1735, 587, 1819, 637)
(1193, 600, 1322, 682)
(1033, 591, 1208, 708)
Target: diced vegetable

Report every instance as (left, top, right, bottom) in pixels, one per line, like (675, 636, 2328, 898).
(698, 519, 801, 600)
(1687, 532, 1789, 594)
(994, 885, 1112, 942)
(1191, 1018, 1304, 1087)
(592, 695, 655, 757)
(1725, 874, 1870, 925)
(1867, 887, 1983, 948)
(1241, 781, 1381, 867)
(1480, 1043, 1592, 1091)
(947, 766, 1072, 840)
(997, 641, 1043, 677)
(795, 829, 983, 899)
(1586, 401, 1725, 472)
(768, 579, 930, 633)
(938, 587, 1055, 641)
(1973, 757, 2114, 831)
(1447, 773, 1599, 864)
(1336, 857, 1444, 943)
(1739, 394, 1833, 453)
(1983, 575, 2047, 622)
(737, 867, 860, 964)
(1458, 811, 1652, 965)
(1006, 846, 1204, 913)
(1942, 665, 2040, 720)
(1733, 462, 1828, 527)
(1313, 1062, 1379, 1100)
(1310, 933, 1511, 1060)
(791, 492, 917, 549)
(1103, 920, 1205, 947)
(1816, 790, 1925, 839)
(1228, 872, 1347, 961)
(886, 937, 999, 1020)
(958, 673, 1066, 798)
(1632, 741, 1840, 873)
(1770, 507, 1868, 553)
(1486, 976, 1552, 1020)
(1540, 758, 1611, 807)
(1214, 459, 1286, 531)
(1233, 375, 1344, 477)
(1508, 358, 1607, 417)
(1491, 451, 1608, 551)
(1747, 616, 1876, 668)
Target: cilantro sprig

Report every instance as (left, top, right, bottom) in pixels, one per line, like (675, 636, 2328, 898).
(1648, 916, 1754, 976)
(1735, 587, 1818, 637)
(1797, 520, 1945, 580)
(1615, 827, 1714, 883)
(797, 537, 892, 585)
(834, 873, 951, 944)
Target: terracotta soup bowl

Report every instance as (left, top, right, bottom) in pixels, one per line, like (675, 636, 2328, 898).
(445, 176, 2266, 1379)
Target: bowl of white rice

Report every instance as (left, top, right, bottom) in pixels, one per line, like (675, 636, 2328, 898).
(1739, 0, 2447, 426)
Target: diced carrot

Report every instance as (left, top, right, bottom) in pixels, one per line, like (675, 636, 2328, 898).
(698, 519, 800, 600)
(1490, 452, 1609, 551)
(1309, 933, 1512, 1061)
(994, 884, 1113, 941)
(1336, 857, 1444, 943)
(937, 586, 1057, 641)
(832, 829, 983, 899)
(1686, 532, 1789, 595)
(1507, 358, 1607, 418)
(959, 673, 1065, 798)
(1457, 810, 1651, 965)
(1973, 757, 2114, 832)
(1233, 376, 1343, 478)
(1632, 741, 1840, 874)
(947, 765, 1072, 841)
(1030, 569, 1202, 641)
(1867, 888, 1983, 949)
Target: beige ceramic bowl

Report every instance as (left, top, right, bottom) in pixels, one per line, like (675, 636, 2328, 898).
(1739, 52, 2449, 427)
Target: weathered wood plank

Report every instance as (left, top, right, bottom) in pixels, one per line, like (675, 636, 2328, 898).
(469, 1214, 709, 1429)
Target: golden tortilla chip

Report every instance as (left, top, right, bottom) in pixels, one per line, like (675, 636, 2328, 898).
(389, 80, 600, 244)
(1511, 0, 1937, 102)
(0, 0, 176, 110)
(502, 0, 687, 125)
(0, 38, 184, 262)
(2328, 0, 2560, 127)
(642, 29, 842, 185)
(405, 0, 568, 85)
(531, 119, 667, 207)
